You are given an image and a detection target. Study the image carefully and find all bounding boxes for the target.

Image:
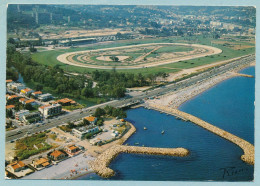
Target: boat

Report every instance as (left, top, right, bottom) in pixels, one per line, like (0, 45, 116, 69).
(135, 142, 139, 145)
(161, 130, 165, 134)
(144, 127, 147, 130)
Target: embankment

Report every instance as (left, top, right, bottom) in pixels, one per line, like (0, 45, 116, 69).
(89, 145, 189, 178)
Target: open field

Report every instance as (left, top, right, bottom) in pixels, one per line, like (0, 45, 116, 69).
(31, 36, 255, 75)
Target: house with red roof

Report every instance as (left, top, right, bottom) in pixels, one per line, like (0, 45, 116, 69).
(6, 105, 15, 110)
(20, 88, 33, 95)
(32, 91, 42, 98)
(49, 150, 66, 161)
(64, 145, 81, 156)
(25, 99, 37, 106)
(7, 161, 26, 172)
(84, 116, 97, 125)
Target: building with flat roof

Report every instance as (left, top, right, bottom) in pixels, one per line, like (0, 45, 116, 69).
(22, 112, 41, 124)
(15, 110, 29, 121)
(7, 83, 25, 91)
(72, 126, 99, 140)
(38, 93, 53, 102)
(38, 104, 62, 118)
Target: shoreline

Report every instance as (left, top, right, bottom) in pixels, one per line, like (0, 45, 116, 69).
(147, 61, 255, 109)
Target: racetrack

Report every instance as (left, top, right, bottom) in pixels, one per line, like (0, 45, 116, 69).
(57, 43, 222, 69)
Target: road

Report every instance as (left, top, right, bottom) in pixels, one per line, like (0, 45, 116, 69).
(5, 54, 255, 142)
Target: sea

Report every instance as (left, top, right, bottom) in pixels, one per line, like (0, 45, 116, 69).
(77, 66, 255, 181)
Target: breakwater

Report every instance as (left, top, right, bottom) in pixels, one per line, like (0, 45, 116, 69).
(148, 104, 254, 165)
(233, 73, 254, 78)
(89, 145, 189, 178)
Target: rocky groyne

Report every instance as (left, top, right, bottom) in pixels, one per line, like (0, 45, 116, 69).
(149, 104, 254, 165)
(89, 145, 189, 178)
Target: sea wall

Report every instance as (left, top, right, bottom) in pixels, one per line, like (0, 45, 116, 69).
(89, 145, 189, 178)
(149, 104, 254, 165)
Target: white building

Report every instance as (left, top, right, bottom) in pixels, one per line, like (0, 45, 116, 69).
(15, 110, 30, 121)
(7, 83, 26, 91)
(72, 126, 99, 139)
(38, 93, 53, 102)
(38, 104, 62, 118)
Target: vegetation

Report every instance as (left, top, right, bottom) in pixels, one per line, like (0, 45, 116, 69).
(15, 132, 52, 160)
(62, 104, 84, 111)
(94, 106, 127, 119)
(109, 56, 119, 62)
(6, 120, 17, 131)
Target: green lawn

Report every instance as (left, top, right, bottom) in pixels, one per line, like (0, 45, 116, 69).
(156, 45, 193, 53)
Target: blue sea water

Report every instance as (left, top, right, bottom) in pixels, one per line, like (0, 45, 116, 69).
(78, 66, 255, 181)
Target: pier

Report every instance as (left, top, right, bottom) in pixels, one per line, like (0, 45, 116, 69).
(147, 105, 189, 121)
(89, 145, 189, 178)
(149, 104, 254, 165)
(234, 73, 254, 78)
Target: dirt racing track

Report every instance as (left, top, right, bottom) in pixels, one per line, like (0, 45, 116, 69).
(56, 43, 222, 69)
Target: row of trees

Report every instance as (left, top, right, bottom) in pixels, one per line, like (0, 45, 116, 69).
(94, 106, 127, 119)
(7, 41, 167, 100)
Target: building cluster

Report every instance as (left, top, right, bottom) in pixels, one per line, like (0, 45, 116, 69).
(5, 80, 78, 127)
(5, 144, 83, 179)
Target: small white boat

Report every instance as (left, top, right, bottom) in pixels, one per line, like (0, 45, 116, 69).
(144, 127, 147, 130)
(161, 130, 165, 134)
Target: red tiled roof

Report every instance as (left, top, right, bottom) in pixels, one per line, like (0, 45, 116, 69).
(39, 104, 51, 109)
(6, 105, 15, 109)
(9, 161, 25, 170)
(34, 158, 49, 166)
(8, 95, 18, 99)
(50, 150, 64, 158)
(33, 91, 42, 95)
(6, 80, 13, 83)
(56, 98, 75, 104)
(19, 98, 26, 101)
(67, 145, 78, 151)
(84, 116, 96, 122)
(21, 88, 32, 92)
(25, 99, 35, 104)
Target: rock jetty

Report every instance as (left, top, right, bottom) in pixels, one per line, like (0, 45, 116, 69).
(89, 145, 189, 178)
(149, 104, 254, 165)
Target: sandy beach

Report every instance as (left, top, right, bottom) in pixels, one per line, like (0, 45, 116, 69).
(22, 153, 95, 180)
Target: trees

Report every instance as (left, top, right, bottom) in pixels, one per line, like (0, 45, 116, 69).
(109, 56, 119, 62)
(83, 118, 90, 126)
(6, 109, 13, 118)
(104, 105, 113, 116)
(25, 103, 34, 111)
(94, 108, 106, 118)
(97, 118, 104, 126)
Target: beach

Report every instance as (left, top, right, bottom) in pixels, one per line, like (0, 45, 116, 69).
(147, 62, 254, 108)
(22, 153, 95, 180)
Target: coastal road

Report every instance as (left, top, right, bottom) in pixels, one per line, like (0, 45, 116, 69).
(6, 54, 255, 142)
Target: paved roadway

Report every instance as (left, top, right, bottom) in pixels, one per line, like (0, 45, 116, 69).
(6, 54, 255, 142)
